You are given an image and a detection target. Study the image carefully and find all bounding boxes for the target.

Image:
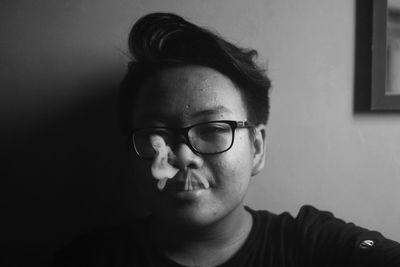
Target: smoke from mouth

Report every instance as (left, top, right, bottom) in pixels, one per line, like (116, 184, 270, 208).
(149, 134, 210, 191)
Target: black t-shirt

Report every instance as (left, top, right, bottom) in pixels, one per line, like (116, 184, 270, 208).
(54, 205, 400, 267)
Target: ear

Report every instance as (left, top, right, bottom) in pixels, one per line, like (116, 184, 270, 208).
(251, 124, 267, 176)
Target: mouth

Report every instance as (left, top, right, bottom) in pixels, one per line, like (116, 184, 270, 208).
(163, 169, 210, 197)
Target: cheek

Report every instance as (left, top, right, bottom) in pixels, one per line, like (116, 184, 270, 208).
(132, 158, 157, 193)
(230, 133, 253, 169)
(210, 135, 253, 193)
(132, 156, 150, 176)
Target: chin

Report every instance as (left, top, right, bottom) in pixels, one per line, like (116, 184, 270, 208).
(152, 201, 224, 229)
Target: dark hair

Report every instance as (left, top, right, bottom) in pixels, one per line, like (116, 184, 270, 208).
(119, 12, 271, 132)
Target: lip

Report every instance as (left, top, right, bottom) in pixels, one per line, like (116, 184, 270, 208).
(166, 179, 204, 191)
(158, 169, 211, 200)
(166, 187, 208, 201)
(163, 178, 209, 200)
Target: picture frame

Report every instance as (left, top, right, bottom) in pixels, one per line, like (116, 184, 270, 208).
(371, 0, 400, 110)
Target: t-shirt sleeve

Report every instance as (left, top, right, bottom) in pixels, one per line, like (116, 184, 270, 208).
(293, 205, 400, 267)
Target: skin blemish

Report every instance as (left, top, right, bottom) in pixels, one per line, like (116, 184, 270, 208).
(150, 135, 179, 191)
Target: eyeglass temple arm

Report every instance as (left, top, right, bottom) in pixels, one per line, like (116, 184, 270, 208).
(237, 121, 254, 128)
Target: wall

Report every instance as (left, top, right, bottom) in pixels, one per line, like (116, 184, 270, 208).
(244, 0, 400, 244)
(2, 0, 399, 266)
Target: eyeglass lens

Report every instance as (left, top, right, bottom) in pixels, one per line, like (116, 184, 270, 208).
(133, 122, 234, 157)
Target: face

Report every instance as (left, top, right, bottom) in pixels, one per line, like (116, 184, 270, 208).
(129, 65, 266, 228)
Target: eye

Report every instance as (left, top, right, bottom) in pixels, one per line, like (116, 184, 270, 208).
(147, 128, 172, 141)
(151, 128, 169, 135)
(207, 126, 229, 133)
(206, 123, 231, 132)
(195, 123, 231, 138)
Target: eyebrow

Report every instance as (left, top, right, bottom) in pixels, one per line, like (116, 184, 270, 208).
(190, 106, 232, 118)
(138, 112, 170, 121)
(137, 106, 232, 123)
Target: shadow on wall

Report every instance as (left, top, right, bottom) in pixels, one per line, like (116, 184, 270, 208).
(0, 1, 145, 265)
(2, 78, 142, 266)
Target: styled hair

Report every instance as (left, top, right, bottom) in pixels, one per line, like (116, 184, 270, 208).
(119, 12, 271, 132)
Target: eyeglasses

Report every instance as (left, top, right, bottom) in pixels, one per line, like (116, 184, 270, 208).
(132, 120, 254, 159)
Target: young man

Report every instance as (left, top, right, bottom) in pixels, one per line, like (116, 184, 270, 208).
(55, 13, 400, 266)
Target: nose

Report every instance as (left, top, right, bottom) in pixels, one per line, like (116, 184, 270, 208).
(170, 143, 204, 170)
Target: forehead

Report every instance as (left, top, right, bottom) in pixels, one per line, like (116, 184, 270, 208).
(132, 65, 247, 125)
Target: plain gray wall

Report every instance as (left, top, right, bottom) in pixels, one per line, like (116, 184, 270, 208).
(2, 0, 400, 266)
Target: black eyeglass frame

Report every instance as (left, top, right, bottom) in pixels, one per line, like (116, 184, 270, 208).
(131, 120, 254, 159)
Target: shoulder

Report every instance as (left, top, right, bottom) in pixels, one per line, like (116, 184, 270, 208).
(251, 204, 387, 240)
(295, 205, 400, 266)
(53, 217, 150, 267)
(247, 205, 400, 266)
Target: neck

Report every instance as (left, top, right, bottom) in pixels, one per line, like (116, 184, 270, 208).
(150, 204, 253, 266)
